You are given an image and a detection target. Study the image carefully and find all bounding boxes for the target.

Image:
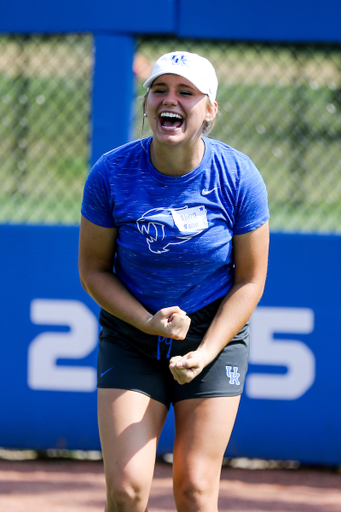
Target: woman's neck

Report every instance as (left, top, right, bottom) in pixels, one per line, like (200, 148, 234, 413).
(149, 138, 205, 177)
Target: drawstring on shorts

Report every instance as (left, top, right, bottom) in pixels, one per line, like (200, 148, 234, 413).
(157, 336, 173, 360)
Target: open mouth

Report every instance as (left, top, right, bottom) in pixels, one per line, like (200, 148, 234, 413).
(159, 112, 184, 130)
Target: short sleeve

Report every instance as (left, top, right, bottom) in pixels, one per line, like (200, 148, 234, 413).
(233, 158, 269, 235)
(81, 156, 116, 228)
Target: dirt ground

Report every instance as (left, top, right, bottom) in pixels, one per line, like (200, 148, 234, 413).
(0, 457, 340, 512)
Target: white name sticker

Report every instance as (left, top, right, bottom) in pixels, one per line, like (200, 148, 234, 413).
(172, 206, 208, 233)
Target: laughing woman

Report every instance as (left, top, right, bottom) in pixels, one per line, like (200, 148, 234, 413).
(79, 51, 270, 512)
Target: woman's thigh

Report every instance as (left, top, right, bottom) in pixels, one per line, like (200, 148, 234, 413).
(172, 396, 241, 509)
(98, 388, 168, 494)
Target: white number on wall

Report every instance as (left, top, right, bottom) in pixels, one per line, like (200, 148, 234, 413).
(28, 299, 98, 392)
(246, 307, 315, 400)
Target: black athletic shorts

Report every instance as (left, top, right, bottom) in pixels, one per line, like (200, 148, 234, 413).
(97, 297, 250, 408)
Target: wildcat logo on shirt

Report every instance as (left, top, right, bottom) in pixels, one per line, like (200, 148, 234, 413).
(137, 206, 208, 254)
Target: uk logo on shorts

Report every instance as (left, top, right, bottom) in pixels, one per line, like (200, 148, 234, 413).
(226, 366, 240, 385)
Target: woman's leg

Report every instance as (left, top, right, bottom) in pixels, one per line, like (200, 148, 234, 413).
(98, 388, 168, 512)
(172, 395, 241, 512)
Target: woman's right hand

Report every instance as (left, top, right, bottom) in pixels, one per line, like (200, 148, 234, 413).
(145, 306, 191, 340)
(79, 218, 191, 339)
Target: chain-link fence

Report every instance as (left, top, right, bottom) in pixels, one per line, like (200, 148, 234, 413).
(1, 35, 341, 232)
(136, 39, 341, 233)
(0, 34, 93, 224)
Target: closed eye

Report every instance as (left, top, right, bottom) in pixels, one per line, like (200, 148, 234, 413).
(153, 87, 167, 94)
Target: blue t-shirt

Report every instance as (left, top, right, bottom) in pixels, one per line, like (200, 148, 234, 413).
(81, 137, 269, 314)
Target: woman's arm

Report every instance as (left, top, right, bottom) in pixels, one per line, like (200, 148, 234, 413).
(78, 216, 191, 339)
(169, 220, 269, 383)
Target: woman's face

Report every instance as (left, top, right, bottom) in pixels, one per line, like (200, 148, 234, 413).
(145, 74, 217, 149)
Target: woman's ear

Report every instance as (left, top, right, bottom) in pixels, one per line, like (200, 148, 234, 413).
(204, 100, 218, 121)
(208, 100, 218, 120)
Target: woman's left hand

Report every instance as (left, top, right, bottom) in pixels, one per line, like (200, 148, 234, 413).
(169, 350, 207, 385)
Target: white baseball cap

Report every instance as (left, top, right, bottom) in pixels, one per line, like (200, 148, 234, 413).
(143, 51, 218, 103)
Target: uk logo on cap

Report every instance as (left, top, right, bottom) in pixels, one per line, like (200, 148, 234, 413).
(171, 53, 189, 67)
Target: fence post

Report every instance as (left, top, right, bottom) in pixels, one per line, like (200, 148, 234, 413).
(90, 33, 135, 166)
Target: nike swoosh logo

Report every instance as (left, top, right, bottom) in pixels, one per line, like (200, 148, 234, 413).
(202, 187, 219, 196)
(100, 366, 115, 378)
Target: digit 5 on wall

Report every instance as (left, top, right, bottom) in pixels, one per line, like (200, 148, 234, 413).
(246, 307, 315, 400)
(28, 299, 98, 392)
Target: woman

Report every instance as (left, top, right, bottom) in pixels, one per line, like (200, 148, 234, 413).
(79, 50, 269, 512)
